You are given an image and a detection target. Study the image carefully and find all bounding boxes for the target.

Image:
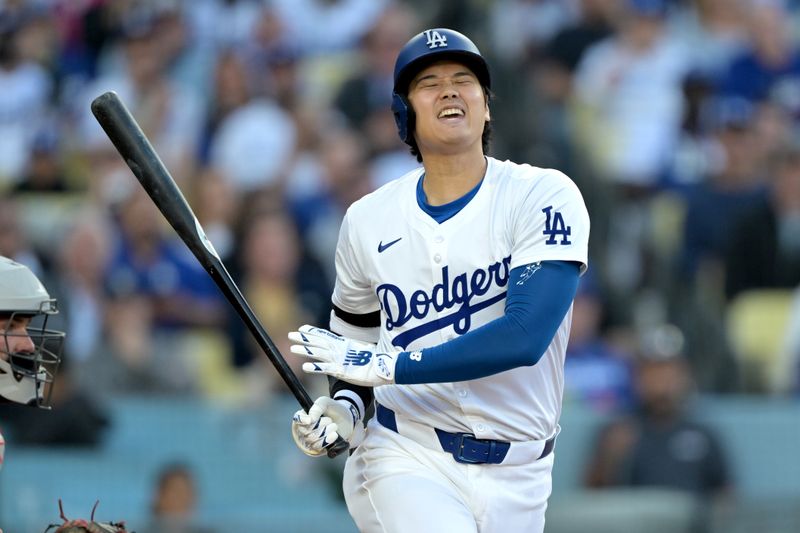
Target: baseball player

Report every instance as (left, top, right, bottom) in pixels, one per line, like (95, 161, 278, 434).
(0, 256, 65, 473)
(290, 28, 589, 532)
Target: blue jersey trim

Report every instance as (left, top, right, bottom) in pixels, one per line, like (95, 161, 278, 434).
(394, 261, 581, 384)
(416, 175, 484, 224)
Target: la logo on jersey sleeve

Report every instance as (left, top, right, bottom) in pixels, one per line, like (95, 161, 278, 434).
(541, 206, 572, 245)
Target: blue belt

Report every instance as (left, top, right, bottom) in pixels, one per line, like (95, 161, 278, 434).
(376, 404, 555, 465)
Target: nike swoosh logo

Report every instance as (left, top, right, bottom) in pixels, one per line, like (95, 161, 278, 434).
(378, 238, 402, 253)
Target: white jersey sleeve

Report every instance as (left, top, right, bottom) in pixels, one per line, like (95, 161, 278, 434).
(508, 169, 589, 273)
(330, 208, 381, 343)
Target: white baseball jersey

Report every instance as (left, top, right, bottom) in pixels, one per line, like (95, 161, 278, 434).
(331, 156, 589, 442)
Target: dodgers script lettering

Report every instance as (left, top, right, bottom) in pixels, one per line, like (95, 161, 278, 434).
(377, 256, 512, 348)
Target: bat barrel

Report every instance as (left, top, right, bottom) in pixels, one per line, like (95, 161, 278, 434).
(91, 92, 201, 264)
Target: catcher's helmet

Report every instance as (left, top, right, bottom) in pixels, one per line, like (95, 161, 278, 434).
(0, 256, 64, 408)
(391, 28, 491, 144)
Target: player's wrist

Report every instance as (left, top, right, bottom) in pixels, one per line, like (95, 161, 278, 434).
(333, 391, 365, 424)
(371, 351, 398, 384)
(393, 350, 423, 385)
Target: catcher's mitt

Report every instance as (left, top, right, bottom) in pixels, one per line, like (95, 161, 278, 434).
(43, 500, 131, 533)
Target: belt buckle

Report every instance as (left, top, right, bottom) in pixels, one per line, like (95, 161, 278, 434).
(453, 433, 489, 464)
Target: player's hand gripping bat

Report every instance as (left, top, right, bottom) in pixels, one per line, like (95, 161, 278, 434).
(91, 91, 349, 459)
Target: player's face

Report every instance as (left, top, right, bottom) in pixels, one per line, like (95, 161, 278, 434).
(0, 316, 35, 361)
(407, 60, 490, 157)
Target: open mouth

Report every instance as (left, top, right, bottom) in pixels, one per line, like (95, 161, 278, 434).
(438, 107, 465, 119)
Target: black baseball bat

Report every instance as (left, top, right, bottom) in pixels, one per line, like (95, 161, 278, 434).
(90, 91, 349, 459)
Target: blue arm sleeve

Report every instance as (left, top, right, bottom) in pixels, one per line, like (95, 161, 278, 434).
(394, 260, 581, 384)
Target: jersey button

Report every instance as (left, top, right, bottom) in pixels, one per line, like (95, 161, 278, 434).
(433, 253, 442, 263)
(476, 424, 485, 432)
(458, 390, 467, 398)
(434, 235, 444, 243)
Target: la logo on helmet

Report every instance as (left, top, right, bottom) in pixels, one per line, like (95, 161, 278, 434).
(424, 30, 447, 49)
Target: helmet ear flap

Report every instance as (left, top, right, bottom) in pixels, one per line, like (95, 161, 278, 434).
(391, 92, 415, 144)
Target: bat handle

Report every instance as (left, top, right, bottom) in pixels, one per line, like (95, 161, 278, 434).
(327, 436, 350, 458)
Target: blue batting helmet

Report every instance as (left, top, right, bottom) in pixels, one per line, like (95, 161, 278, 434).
(391, 28, 491, 144)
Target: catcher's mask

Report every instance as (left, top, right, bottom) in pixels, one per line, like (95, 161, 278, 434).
(0, 256, 64, 408)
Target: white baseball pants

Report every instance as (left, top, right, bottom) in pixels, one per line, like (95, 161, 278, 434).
(343, 418, 555, 532)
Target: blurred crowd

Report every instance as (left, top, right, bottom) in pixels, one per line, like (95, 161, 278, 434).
(1, 0, 800, 515)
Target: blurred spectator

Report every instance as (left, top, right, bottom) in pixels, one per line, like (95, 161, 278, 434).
(524, 0, 619, 171)
(334, 3, 422, 187)
(539, 0, 618, 100)
(198, 49, 250, 163)
(0, 194, 45, 276)
(11, 3, 59, 73)
(290, 127, 373, 286)
(145, 462, 214, 533)
(244, 5, 290, 66)
(188, 166, 239, 262)
(228, 203, 316, 395)
(679, 97, 767, 286)
(53, 0, 114, 82)
(260, 43, 304, 111)
(584, 324, 732, 500)
(718, 0, 800, 119)
(96, 291, 194, 395)
(668, 0, 748, 82)
(724, 141, 800, 299)
(103, 184, 225, 331)
(253, 43, 325, 187)
(270, 0, 389, 55)
(0, 11, 53, 187)
(489, 0, 579, 66)
(77, 8, 204, 185)
(152, 3, 215, 102)
(669, 72, 716, 186)
(82, 185, 225, 396)
(668, 69, 794, 188)
(572, 0, 691, 295)
(187, 0, 264, 52)
(207, 80, 297, 193)
(749, 98, 798, 168)
(11, 128, 69, 193)
(332, 3, 416, 157)
(52, 208, 113, 365)
(564, 273, 635, 412)
(572, 0, 689, 190)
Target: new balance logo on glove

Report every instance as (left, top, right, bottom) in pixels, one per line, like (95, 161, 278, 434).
(344, 350, 374, 366)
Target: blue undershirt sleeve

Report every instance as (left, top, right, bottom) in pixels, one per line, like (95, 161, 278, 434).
(394, 260, 581, 384)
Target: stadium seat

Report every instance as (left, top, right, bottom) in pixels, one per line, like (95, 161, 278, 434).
(725, 289, 796, 393)
(547, 489, 697, 533)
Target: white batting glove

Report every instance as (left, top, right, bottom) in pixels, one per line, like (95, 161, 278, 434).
(289, 325, 397, 387)
(291, 396, 365, 457)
